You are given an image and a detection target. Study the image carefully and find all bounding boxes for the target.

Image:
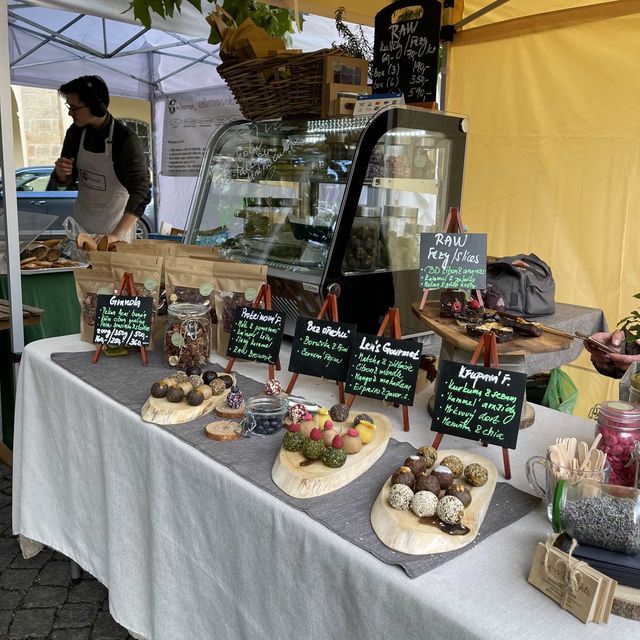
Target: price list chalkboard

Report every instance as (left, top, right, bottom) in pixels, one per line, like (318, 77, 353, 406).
(431, 360, 527, 449)
(345, 334, 421, 405)
(289, 317, 356, 382)
(93, 295, 153, 347)
(419, 232, 487, 290)
(372, 0, 441, 102)
(226, 306, 285, 364)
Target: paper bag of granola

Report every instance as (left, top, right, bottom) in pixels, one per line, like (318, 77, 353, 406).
(214, 262, 267, 356)
(74, 266, 119, 343)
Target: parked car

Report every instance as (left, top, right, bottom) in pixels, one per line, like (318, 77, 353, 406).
(4, 166, 156, 240)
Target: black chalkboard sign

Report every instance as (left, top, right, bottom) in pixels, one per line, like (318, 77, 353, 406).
(372, 0, 441, 102)
(93, 295, 153, 347)
(289, 317, 356, 382)
(431, 360, 527, 449)
(226, 306, 285, 364)
(419, 232, 487, 290)
(345, 334, 421, 405)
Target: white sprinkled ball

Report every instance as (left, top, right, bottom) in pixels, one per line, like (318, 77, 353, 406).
(388, 483, 414, 511)
(410, 491, 439, 517)
(436, 495, 465, 524)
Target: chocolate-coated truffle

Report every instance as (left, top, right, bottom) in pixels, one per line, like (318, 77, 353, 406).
(437, 495, 465, 524)
(202, 370, 218, 384)
(388, 484, 414, 511)
(417, 445, 438, 468)
(445, 483, 472, 508)
(410, 491, 439, 517)
(465, 463, 489, 487)
(390, 466, 416, 490)
(441, 455, 464, 478)
(186, 365, 202, 377)
(150, 381, 168, 398)
(414, 473, 441, 496)
(329, 403, 350, 423)
(187, 389, 204, 406)
(431, 465, 454, 489)
(404, 455, 427, 477)
(166, 386, 184, 403)
(219, 374, 234, 389)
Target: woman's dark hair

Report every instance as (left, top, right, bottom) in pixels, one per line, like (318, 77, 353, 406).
(59, 75, 110, 117)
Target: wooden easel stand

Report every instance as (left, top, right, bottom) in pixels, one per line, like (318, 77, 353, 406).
(431, 331, 512, 479)
(347, 307, 411, 432)
(285, 292, 345, 403)
(225, 283, 280, 379)
(93, 272, 148, 367)
(419, 206, 485, 310)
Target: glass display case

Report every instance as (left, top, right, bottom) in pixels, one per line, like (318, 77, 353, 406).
(185, 106, 467, 335)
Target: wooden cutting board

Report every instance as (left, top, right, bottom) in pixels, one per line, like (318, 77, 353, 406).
(271, 411, 392, 498)
(411, 302, 571, 355)
(370, 449, 497, 555)
(140, 375, 235, 425)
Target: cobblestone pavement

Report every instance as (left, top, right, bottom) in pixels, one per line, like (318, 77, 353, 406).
(0, 464, 135, 640)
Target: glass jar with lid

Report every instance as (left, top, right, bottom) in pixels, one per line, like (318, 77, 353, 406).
(553, 478, 640, 555)
(164, 302, 211, 370)
(344, 206, 381, 271)
(412, 137, 436, 179)
(383, 135, 412, 179)
(382, 206, 419, 270)
(595, 400, 640, 486)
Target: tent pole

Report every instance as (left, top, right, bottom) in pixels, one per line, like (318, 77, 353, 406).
(148, 52, 159, 232)
(0, 0, 25, 428)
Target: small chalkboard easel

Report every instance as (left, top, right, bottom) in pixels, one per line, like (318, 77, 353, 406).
(347, 307, 411, 432)
(418, 206, 485, 311)
(285, 284, 346, 403)
(224, 283, 281, 378)
(93, 271, 148, 367)
(432, 331, 512, 479)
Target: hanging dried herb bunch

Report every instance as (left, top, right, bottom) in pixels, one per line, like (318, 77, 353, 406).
(333, 7, 373, 76)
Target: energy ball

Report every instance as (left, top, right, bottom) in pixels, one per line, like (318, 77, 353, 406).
(210, 379, 226, 396)
(329, 403, 350, 423)
(431, 465, 454, 490)
(441, 455, 464, 478)
(414, 473, 441, 496)
(264, 379, 282, 396)
(353, 412, 373, 427)
(289, 403, 307, 423)
(417, 445, 438, 468)
(391, 466, 416, 490)
(404, 455, 427, 477)
(445, 483, 472, 508)
(437, 495, 465, 525)
(410, 491, 439, 517)
(464, 463, 489, 487)
(388, 484, 414, 511)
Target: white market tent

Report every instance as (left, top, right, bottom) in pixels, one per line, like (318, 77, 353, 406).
(0, 0, 372, 367)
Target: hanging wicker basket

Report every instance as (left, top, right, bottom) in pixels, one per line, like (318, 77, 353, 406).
(217, 48, 345, 120)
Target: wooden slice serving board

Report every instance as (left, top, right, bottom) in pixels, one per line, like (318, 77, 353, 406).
(271, 411, 392, 499)
(140, 374, 235, 425)
(370, 449, 497, 555)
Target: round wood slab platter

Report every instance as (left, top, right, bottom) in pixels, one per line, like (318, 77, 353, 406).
(140, 374, 236, 425)
(370, 449, 497, 555)
(271, 411, 392, 499)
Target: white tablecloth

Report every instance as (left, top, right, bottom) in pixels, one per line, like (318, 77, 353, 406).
(12, 335, 638, 639)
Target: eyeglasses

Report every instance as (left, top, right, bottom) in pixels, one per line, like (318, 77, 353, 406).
(65, 103, 88, 113)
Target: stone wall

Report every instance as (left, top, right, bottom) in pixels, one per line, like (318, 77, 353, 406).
(18, 87, 66, 167)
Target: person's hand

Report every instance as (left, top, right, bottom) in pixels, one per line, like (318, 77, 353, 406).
(55, 156, 74, 181)
(585, 330, 640, 375)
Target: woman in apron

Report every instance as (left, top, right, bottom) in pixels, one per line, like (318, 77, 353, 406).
(52, 75, 150, 245)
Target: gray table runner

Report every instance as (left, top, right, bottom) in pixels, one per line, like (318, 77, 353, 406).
(51, 351, 539, 579)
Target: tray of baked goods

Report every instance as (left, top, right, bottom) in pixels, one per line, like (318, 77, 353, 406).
(371, 447, 497, 555)
(412, 302, 573, 355)
(20, 239, 86, 273)
(272, 402, 392, 499)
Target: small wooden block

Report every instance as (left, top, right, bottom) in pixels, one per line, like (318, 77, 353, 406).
(214, 401, 245, 419)
(205, 420, 241, 441)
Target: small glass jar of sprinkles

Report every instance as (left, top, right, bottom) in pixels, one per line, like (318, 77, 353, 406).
(553, 479, 640, 555)
(595, 400, 640, 486)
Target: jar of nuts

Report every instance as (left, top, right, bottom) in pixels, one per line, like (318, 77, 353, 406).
(164, 302, 211, 370)
(344, 206, 381, 271)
